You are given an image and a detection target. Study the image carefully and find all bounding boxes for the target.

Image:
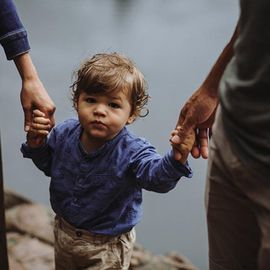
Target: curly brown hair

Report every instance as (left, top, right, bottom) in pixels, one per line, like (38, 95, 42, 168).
(71, 53, 149, 119)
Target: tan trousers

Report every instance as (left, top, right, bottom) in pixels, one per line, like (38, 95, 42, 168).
(54, 215, 136, 270)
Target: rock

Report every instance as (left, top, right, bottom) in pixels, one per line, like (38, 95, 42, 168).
(3, 189, 198, 270)
(7, 232, 54, 270)
(130, 248, 197, 270)
(6, 203, 54, 245)
(4, 188, 31, 209)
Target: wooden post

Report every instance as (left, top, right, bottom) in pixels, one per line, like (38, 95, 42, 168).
(0, 134, 9, 270)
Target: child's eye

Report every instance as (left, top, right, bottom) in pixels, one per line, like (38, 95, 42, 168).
(86, 97, 96, 103)
(109, 102, 120, 109)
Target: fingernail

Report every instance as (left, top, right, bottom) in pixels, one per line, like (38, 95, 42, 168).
(25, 126, 30, 132)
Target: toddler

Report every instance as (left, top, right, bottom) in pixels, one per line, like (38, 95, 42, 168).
(21, 53, 194, 270)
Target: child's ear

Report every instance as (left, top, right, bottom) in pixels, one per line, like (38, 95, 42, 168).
(126, 114, 136, 125)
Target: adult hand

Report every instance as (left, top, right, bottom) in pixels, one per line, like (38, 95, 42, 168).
(171, 86, 218, 160)
(20, 77, 55, 132)
(14, 53, 56, 132)
(26, 109, 51, 148)
(171, 24, 237, 161)
(170, 126, 195, 164)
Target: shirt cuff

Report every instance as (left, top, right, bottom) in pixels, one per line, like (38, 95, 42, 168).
(166, 150, 193, 179)
(1, 29, 30, 60)
(20, 141, 48, 158)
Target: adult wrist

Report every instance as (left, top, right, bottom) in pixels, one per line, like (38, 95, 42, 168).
(13, 52, 39, 81)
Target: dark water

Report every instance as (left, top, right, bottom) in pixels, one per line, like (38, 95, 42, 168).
(0, 1, 238, 269)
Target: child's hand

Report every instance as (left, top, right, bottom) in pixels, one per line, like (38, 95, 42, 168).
(26, 109, 51, 148)
(170, 126, 195, 164)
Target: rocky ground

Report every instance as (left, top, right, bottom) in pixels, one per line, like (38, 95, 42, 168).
(4, 189, 198, 270)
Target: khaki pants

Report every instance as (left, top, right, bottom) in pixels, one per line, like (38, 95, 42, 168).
(54, 215, 136, 270)
(206, 107, 270, 270)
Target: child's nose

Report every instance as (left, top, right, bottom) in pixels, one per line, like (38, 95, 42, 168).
(93, 104, 106, 116)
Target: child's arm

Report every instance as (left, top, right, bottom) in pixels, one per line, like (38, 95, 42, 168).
(26, 109, 51, 148)
(129, 136, 193, 193)
(170, 126, 195, 164)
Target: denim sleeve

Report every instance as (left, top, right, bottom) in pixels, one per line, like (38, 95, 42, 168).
(0, 0, 30, 60)
(129, 142, 193, 193)
(20, 129, 57, 177)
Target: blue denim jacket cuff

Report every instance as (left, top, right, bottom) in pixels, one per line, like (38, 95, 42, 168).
(1, 29, 30, 60)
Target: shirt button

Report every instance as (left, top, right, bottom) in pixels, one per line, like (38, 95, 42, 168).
(73, 198, 78, 203)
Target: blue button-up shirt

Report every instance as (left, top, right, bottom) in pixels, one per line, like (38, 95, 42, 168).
(21, 119, 192, 236)
(0, 0, 30, 60)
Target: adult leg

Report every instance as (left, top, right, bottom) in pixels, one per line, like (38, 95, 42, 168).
(205, 108, 261, 270)
(257, 210, 270, 270)
(0, 135, 9, 270)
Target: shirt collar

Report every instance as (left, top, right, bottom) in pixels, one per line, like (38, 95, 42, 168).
(77, 126, 128, 159)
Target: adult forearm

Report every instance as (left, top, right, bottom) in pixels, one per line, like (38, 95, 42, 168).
(201, 25, 238, 97)
(14, 52, 56, 132)
(172, 25, 239, 160)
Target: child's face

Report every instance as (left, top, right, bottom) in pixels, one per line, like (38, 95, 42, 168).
(77, 89, 134, 147)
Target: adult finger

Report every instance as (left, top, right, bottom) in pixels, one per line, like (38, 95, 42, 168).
(191, 138, 200, 158)
(198, 128, 209, 159)
(46, 105, 56, 129)
(48, 114, 55, 130)
(24, 108, 32, 132)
